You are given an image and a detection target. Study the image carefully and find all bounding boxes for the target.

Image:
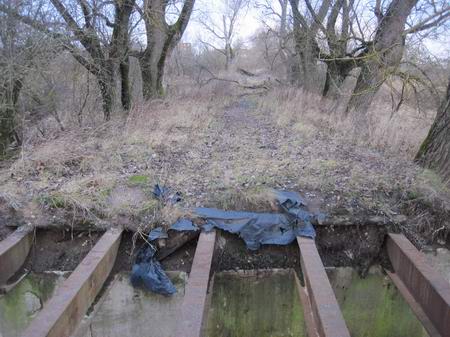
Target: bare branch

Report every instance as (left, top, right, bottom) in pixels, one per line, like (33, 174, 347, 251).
(404, 6, 450, 35)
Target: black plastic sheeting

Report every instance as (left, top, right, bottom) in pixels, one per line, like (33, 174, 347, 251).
(131, 186, 324, 295)
(130, 244, 176, 295)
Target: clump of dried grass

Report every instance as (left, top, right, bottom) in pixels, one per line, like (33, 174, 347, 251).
(258, 86, 434, 158)
(206, 187, 278, 212)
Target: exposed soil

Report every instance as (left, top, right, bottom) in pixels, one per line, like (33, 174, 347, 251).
(315, 224, 387, 274)
(214, 231, 301, 272)
(22, 229, 101, 273)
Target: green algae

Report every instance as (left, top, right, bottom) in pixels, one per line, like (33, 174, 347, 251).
(327, 267, 429, 337)
(206, 270, 306, 337)
(0, 273, 66, 337)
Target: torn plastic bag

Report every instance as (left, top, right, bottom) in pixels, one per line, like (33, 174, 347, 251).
(148, 227, 169, 241)
(153, 184, 181, 204)
(147, 218, 199, 242)
(170, 218, 199, 231)
(195, 207, 314, 250)
(130, 244, 176, 295)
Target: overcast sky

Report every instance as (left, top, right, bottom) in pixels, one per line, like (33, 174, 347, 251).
(178, 0, 450, 59)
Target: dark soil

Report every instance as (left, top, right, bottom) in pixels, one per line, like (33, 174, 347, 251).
(0, 200, 16, 240)
(11, 224, 386, 276)
(214, 231, 301, 272)
(23, 229, 101, 273)
(315, 224, 387, 275)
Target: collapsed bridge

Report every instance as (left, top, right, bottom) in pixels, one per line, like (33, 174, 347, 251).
(1, 222, 449, 337)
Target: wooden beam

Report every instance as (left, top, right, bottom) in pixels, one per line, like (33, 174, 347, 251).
(387, 233, 450, 337)
(22, 227, 123, 337)
(0, 226, 33, 285)
(176, 230, 216, 337)
(297, 237, 351, 337)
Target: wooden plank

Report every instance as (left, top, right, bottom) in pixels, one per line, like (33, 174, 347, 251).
(22, 227, 123, 337)
(176, 230, 216, 337)
(295, 273, 320, 337)
(387, 233, 450, 337)
(297, 237, 351, 337)
(0, 226, 33, 285)
(386, 270, 441, 337)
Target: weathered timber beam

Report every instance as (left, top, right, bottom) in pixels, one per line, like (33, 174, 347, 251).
(22, 227, 123, 337)
(297, 236, 351, 337)
(0, 226, 33, 285)
(387, 233, 450, 337)
(176, 230, 216, 337)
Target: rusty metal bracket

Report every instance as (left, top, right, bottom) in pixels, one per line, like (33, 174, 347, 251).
(297, 237, 351, 337)
(177, 230, 216, 337)
(387, 233, 450, 337)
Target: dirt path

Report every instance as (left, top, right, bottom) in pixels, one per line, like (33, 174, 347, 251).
(148, 97, 307, 209)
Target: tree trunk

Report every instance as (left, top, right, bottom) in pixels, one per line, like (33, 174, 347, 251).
(139, 0, 195, 100)
(225, 42, 231, 71)
(0, 78, 22, 153)
(322, 60, 354, 98)
(97, 65, 115, 120)
(111, 0, 134, 111)
(344, 61, 385, 115)
(140, 51, 165, 99)
(120, 61, 131, 111)
(415, 76, 450, 181)
(289, 0, 330, 93)
(345, 0, 418, 116)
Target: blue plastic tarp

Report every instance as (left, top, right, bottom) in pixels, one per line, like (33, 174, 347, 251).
(132, 187, 324, 295)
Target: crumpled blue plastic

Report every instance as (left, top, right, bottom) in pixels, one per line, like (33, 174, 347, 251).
(130, 244, 176, 296)
(132, 188, 324, 294)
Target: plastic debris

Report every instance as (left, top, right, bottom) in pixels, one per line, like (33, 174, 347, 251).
(153, 184, 182, 204)
(130, 244, 176, 295)
(132, 188, 324, 294)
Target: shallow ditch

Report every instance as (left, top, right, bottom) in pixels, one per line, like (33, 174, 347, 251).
(0, 225, 449, 337)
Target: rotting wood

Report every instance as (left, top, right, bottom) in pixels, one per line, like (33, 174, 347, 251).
(0, 225, 33, 285)
(297, 236, 351, 337)
(156, 230, 200, 260)
(177, 230, 216, 337)
(387, 233, 450, 337)
(22, 227, 123, 337)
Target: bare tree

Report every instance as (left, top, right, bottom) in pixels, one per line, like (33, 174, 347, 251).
(287, 0, 450, 109)
(415, 73, 450, 182)
(0, 0, 136, 120)
(342, 0, 450, 116)
(0, 1, 54, 153)
(198, 0, 249, 71)
(256, 0, 295, 80)
(344, 0, 419, 117)
(135, 0, 195, 99)
(288, 0, 332, 91)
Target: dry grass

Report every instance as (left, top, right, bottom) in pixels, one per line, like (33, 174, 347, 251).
(258, 86, 434, 158)
(0, 79, 448, 245)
